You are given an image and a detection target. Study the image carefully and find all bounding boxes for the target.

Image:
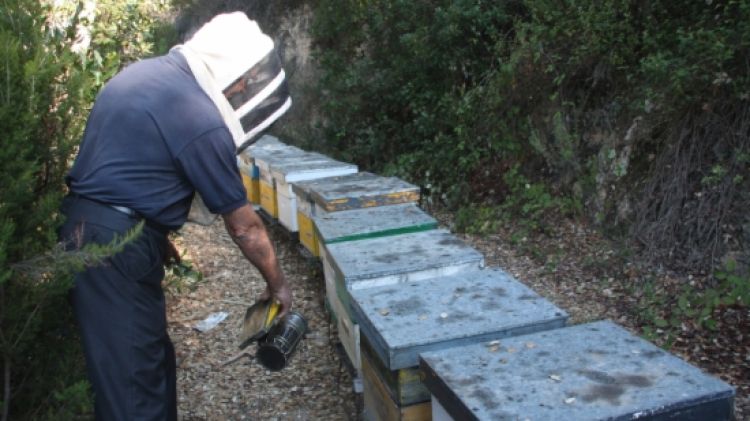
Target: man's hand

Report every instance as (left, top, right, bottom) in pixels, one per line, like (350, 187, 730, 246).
(223, 203, 293, 317)
(259, 283, 293, 318)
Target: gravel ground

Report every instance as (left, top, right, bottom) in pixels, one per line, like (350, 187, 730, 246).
(169, 207, 747, 420)
(168, 218, 359, 420)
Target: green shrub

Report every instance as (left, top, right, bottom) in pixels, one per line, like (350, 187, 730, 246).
(0, 1, 173, 418)
(313, 0, 749, 269)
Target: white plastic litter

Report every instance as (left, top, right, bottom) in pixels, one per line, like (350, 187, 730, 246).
(194, 311, 229, 332)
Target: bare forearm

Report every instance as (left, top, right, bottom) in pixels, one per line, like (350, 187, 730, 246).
(222, 204, 291, 313)
(227, 219, 285, 289)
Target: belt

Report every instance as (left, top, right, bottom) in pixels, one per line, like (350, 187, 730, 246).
(110, 204, 137, 217)
(67, 193, 172, 236)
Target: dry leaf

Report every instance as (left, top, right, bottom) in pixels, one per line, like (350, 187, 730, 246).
(379, 308, 390, 316)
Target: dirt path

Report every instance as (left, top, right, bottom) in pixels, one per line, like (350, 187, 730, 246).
(168, 209, 747, 420)
(167, 219, 359, 420)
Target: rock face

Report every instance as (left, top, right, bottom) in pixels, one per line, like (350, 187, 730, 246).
(175, 1, 321, 147)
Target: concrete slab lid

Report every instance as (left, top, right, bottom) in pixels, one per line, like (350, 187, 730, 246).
(314, 172, 418, 201)
(252, 147, 312, 166)
(289, 171, 368, 198)
(326, 229, 484, 283)
(290, 171, 418, 201)
(314, 203, 437, 243)
(269, 158, 357, 182)
(419, 320, 736, 421)
(246, 134, 286, 154)
(246, 135, 294, 161)
(350, 268, 568, 370)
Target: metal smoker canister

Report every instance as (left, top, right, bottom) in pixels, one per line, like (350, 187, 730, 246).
(257, 311, 308, 371)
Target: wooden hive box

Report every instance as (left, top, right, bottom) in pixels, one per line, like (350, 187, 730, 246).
(236, 153, 256, 204)
(420, 320, 736, 421)
(291, 172, 421, 256)
(270, 157, 357, 233)
(315, 203, 438, 317)
(325, 229, 484, 375)
(314, 203, 437, 244)
(252, 145, 306, 218)
(243, 135, 288, 205)
(291, 181, 322, 256)
(351, 268, 568, 409)
(362, 351, 431, 421)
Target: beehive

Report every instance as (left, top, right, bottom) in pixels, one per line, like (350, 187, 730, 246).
(420, 320, 736, 421)
(362, 351, 431, 421)
(325, 229, 484, 374)
(314, 203, 437, 245)
(352, 269, 568, 408)
(316, 203, 438, 300)
(243, 135, 288, 205)
(292, 172, 421, 256)
(236, 153, 256, 204)
(252, 145, 307, 218)
(270, 157, 357, 232)
(298, 172, 420, 212)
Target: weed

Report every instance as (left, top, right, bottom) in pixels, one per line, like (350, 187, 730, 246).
(164, 257, 204, 295)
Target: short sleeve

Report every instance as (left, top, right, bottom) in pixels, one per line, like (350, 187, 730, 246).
(175, 127, 248, 215)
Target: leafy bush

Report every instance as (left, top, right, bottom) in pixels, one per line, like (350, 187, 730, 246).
(314, 0, 523, 203)
(0, 1, 173, 418)
(313, 0, 750, 271)
(638, 259, 749, 347)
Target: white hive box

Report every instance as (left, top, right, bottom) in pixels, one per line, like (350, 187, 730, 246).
(354, 269, 568, 420)
(270, 157, 357, 232)
(252, 144, 306, 218)
(314, 203, 438, 334)
(243, 135, 288, 204)
(291, 172, 421, 257)
(325, 229, 484, 375)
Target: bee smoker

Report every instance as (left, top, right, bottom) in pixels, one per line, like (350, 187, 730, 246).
(257, 311, 308, 371)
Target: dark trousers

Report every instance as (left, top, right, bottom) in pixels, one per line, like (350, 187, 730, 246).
(59, 195, 177, 421)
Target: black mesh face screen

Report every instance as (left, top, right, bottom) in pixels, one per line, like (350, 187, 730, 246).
(222, 50, 284, 111)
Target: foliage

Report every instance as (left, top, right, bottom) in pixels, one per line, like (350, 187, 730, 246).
(314, 0, 523, 203)
(0, 1, 173, 419)
(638, 260, 749, 347)
(313, 0, 750, 271)
(164, 255, 204, 295)
(454, 164, 577, 235)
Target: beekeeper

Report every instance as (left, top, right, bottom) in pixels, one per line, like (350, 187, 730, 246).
(58, 12, 292, 420)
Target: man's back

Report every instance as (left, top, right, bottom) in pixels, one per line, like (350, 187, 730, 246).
(67, 50, 243, 228)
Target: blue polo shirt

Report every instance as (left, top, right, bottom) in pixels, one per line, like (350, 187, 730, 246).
(67, 50, 247, 229)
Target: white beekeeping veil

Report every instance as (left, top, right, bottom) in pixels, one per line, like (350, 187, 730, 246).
(174, 11, 292, 153)
(175, 12, 292, 224)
